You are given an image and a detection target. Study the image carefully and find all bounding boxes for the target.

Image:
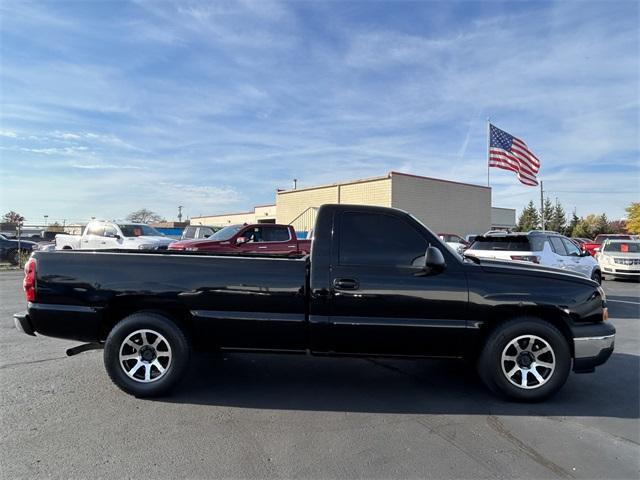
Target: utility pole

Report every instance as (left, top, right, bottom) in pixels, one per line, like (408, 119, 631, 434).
(293, 179, 298, 190)
(44, 215, 48, 227)
(178, 206, 183, 223)
(540, 181, 545, 231)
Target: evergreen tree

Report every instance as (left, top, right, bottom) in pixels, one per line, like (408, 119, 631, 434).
(549, 202, 567, 234)
(516, 201, 540, 231)
(567, 210, 580, 237)
(541, 197, 554, 231)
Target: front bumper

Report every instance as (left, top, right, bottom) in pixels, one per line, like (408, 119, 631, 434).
(601, 266, 640, 278)
(13, 311, 36, 336)
(572, 322, 615, 373)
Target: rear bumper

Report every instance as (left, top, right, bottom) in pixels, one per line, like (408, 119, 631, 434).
(572, 322, 615, 373)
(14, 303, 104, 342)
(13, 311, 36, 336)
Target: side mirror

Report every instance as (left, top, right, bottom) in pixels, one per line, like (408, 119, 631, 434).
(236, 236, 248, 245)
(417, 246, 446, 276)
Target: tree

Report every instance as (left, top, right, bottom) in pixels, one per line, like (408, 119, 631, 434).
(2, 211, 25, 224)
(126, 209, 163, 224)
(573, 214, 600, 239)
(541, 197, 554, 231)
(626, 202, 640, 234)
(548, 202, 567, 234)
(609, 219, 627, 234)
(516, 201, 540, 231)
(567, 210, 580, 237)
(594, 214, 611, 236)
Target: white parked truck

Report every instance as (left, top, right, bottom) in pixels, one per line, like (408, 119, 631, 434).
(55, 221, 173, 251)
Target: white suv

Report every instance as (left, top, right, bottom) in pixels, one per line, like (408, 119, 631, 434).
(465, 231, 602, 283)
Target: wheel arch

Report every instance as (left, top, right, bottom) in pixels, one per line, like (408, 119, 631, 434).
(100, 296, 195, 343)
(475, 305, 574, 357)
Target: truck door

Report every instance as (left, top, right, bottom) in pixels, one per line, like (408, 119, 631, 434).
(82, 223, 104, 249)
(313, 209, 469, 357)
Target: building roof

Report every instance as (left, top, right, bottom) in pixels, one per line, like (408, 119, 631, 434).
(276, 171, 491, 195)
(192, 204, 275, 220)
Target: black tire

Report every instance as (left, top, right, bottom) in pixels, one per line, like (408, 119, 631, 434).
(591, 270, 602, 285)
(477, 317, 571, 402)
(8, 249, 19, 266)
(104, 312, 190, 397)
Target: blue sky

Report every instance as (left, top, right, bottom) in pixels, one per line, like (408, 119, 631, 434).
(1, 0, 638, 225)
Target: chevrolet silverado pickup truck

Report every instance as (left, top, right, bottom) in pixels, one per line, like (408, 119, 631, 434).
(14, 204, 614, 401)
(168, 223, 311, 255)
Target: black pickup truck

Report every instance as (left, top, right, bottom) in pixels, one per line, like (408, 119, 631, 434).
(14, 204, 614, 401)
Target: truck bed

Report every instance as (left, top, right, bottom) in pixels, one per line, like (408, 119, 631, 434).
(29, 250, 309, 348)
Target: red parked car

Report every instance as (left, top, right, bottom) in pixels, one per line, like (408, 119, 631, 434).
(168, 223, 311, 255)
(581, 234, 633, 256)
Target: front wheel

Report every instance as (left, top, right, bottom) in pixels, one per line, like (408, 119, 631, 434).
(591, 270, 602, 285)
(104, 312, 190, 397)
(478, 318, 571, 401)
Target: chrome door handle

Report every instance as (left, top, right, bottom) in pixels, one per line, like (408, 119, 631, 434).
(333, 278, 359, 290)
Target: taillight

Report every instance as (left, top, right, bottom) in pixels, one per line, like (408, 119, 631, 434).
(23, 257, 36, 302)
(510, 255, 540, 264)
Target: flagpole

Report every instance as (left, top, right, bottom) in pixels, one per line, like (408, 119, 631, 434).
(486, 118, 491, 187)
(540, 180, 545, 230)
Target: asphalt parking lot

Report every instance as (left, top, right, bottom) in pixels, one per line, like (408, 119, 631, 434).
(0, 270, 638, 479)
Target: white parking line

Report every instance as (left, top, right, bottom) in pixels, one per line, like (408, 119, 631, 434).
(608, 299, 640, 305)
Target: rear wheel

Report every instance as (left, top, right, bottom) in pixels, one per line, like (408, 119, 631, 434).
(478, 318, 570, 401)
(104, 312, 190, 397)
(8, 249, 19, 265)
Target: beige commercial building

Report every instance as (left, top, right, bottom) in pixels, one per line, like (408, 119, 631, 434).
(192, 171, 514, 237)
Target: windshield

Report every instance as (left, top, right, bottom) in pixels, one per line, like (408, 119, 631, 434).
(208, 224, 243, 241)
(119, 224, 162, 237)
(604, 241, 640, 253)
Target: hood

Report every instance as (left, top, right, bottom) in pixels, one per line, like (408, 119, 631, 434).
(168, 238, 225, 249)
(469, 256, 596, 285)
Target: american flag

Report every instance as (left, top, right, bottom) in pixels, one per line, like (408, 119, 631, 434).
(489, 124, 540, 186)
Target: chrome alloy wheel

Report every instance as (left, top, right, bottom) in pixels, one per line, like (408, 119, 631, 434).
(119, 329, 172, 383)
(501, 335, 555, 389)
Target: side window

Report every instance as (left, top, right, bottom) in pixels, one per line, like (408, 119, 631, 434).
(199, 227, 214, 238)
(104, 224, 118, 237)
(562, 238, 581, 256)
(339, 212, 427, 267)
(183, 227, 195, 239)
(85, 223, 104, 236)
(549, 236, 568, 255)
(263, 226, 290, 242)
(243, 226, 263, 243)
